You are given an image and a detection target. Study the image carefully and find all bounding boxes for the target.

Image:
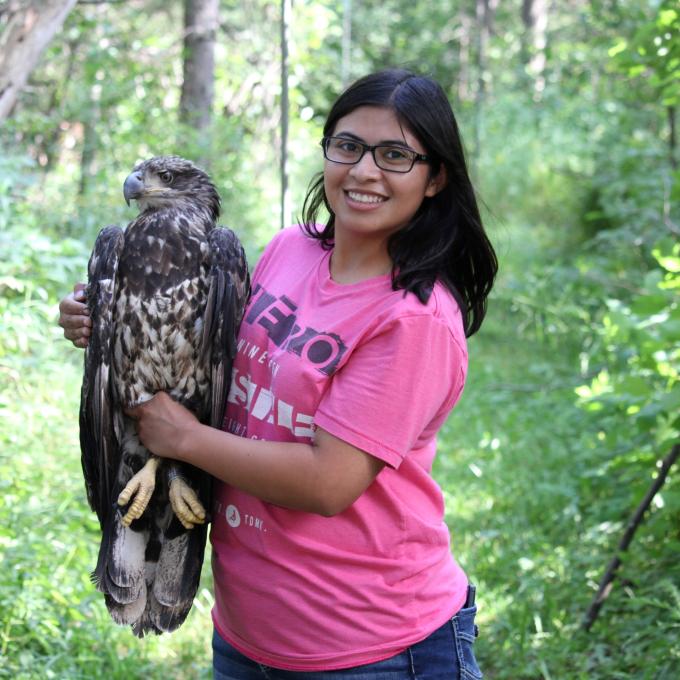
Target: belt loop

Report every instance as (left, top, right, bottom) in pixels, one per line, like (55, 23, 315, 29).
(464, 583, 476, 608)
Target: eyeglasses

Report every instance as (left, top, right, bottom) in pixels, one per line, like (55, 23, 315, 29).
(321, 136, 429, 173)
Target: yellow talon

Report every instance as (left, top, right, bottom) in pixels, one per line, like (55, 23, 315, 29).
(117, 456, 160, 525)
(169, 476, 206, 530)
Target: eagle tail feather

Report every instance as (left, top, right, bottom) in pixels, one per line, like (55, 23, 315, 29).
(105, 585, 147, 628)
(148, 522, 208, 632)
(92, 509, 147, 618)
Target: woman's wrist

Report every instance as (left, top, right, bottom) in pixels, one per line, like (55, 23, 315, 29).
(174, 418, 204, 463)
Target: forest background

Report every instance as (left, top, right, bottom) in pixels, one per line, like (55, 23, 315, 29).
(0, 0, 678, 678)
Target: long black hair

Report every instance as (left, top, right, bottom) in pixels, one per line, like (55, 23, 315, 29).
(301, 68, 497, 337)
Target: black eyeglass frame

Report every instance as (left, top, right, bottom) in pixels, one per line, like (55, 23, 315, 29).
(320, 136, 430, 174)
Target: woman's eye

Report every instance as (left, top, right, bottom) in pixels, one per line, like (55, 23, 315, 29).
(383, 147, 410, 161)
(337, 141, 359, 153)
(159, 171, 173, 184)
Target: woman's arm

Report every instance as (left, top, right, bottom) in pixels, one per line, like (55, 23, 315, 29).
(59, 282, 385, 516)
(126, 392, 385, 517)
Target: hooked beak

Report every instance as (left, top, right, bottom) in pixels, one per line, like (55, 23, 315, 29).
(123, 172, 144, 206)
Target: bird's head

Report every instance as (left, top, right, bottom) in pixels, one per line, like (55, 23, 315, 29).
(123, 156, 220, 221)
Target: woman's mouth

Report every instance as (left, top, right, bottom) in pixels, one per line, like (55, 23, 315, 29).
(345, 190, 386, 205)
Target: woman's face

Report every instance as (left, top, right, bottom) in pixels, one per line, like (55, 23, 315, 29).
(323, 106, 441, 244)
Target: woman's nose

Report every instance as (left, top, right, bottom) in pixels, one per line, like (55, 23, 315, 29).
(348, 150, 382, 179)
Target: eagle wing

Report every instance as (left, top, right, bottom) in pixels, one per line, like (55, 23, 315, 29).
(79, 225, 125, 527)
(201, 227, 250, 429)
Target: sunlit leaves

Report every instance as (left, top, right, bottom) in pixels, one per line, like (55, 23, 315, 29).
(653, 241, 680, 274)
(608, 0, 680, 105)
(574, 240, 679, 479)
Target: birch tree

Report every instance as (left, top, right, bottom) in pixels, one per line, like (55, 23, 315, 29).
(0, 0, 77, 121)
(521, 0, 548, 95)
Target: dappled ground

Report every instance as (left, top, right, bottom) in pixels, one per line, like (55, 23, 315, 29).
(1, 221, 678, 679)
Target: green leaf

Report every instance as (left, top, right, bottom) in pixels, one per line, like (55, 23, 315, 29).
(630, 293, 671, 316)
(608, 39, 629, 58)
(659, 9, 678, 27)
(613, 375, 652, 398)
(658, 389, 680, 413)
(655, 256, 680, 273)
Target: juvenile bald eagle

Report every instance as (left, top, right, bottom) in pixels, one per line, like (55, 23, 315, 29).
(79, 156, 249, 636)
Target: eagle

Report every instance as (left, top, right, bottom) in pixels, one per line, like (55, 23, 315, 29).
(79, 156, 249, 637)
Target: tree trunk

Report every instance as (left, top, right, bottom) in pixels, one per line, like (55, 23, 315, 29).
(521, 0, 533, 59)
(668, 105, 677, 170)
(341, 0, 352, 88)
(521, 0, 548, 96)
(280, 0, 291, 230)
(472, 0, 497, 164)
(474, 0, 490, 102)
(0, 0, 78, 122)
(79, 87, 99, 196)
(457, 9, 472, 102)
(179, 0, 218, 131)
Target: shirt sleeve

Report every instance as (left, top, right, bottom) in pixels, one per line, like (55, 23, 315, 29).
(249, 228, 288, 287)
(314, 313, 467, 468)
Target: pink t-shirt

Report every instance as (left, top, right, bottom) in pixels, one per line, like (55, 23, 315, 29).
(210, 226, 469, 671)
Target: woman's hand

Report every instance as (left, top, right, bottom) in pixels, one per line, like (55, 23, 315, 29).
(125, 392, 200, 461)
(58, 283, 91, 348)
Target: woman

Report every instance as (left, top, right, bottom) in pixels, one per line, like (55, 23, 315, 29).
(60, 69, 497, 679)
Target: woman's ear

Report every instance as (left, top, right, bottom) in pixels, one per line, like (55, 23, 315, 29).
(425, 164, 447, 198)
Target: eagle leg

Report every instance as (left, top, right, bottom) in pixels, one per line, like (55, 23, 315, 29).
(167, 465, 206, 530)
(117, 455, 161, 526)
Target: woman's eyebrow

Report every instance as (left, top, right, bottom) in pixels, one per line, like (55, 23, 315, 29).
(334, 131, 413, 148)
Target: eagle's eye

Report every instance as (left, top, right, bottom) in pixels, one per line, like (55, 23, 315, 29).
(159, 171, 173, 184)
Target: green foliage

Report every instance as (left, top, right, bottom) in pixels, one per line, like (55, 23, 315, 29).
(608, 1, 680, 107)
(2, 0, 679, 677)
(575, 241, 679, 445)
(436, 221, 680, 679)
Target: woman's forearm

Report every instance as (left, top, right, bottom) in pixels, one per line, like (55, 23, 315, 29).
(176, 422, 336, 514)
(129, 392, 383, 516)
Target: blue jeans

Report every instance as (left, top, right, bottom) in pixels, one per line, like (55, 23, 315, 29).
(212, 604, 482, 680)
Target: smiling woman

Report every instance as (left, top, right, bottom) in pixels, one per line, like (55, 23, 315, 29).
(319, 106, 444, 281)
(59, 68, 497, 679)
(303, 69, 496, 332)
